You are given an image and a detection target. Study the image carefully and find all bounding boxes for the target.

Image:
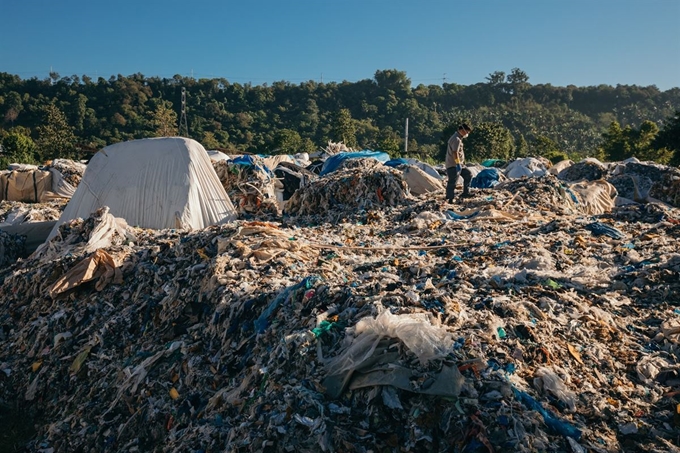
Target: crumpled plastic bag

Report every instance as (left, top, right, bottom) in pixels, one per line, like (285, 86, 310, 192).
(325, 310, 454, 374)
(48, 249, 123, 297)
(533, 366, 577, 412)
(661, 318, 680, 344)
(636, 354, 671, 384)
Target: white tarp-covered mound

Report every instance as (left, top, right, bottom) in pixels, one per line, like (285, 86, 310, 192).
(49, 137, 237, 239)
(504, 157, 550, 179)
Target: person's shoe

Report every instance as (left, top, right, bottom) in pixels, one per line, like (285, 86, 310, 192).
(459, 192, 473, 199)
(446, 198, 454, 204)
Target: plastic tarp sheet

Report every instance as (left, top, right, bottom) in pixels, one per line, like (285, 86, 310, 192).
(470, 168, 501, 188)
(401, 165, 444, 195)
(568, 179, 617, 215)
(1, 170, 53, 202)
(548, 159, 574, 175)
(231, 155, 257, 166)
(48, 168, 77, 198)
(207, 150, 230, 162)
(402, 158, 442, 180)
(505, 157, 549, 179)
(7, 163, 38, 171)
(384, 158, 410, 168)
(320, 151, 390, 176)
(0, 220, 56, 253)
(261, 154, 302, 172)
(481, 159, 506, 168)
(48, 137, 237, 240)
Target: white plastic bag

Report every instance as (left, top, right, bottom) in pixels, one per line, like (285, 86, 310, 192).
(325, 310, 454, 374)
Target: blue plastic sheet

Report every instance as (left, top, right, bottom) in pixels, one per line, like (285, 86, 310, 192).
(513, 388, 582, 440)
(481, 159, 506, 167)
(231, 155, 273, 175)
(585, 222, 625, 240)
(232, 155, 256, 166)
(564, 188, 579, 203)
(320, 151, 390, 176)
(384, 158, 409, 168)
(470, 168, 501, 188)
(444, 210, 478, 221)
(254, 276, 319, 333)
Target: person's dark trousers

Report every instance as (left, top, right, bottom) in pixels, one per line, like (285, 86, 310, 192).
(460, 167, 472, 196)
(446, 166, 459, 202)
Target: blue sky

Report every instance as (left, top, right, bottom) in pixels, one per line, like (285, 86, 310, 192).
(2, 0, 679, 90)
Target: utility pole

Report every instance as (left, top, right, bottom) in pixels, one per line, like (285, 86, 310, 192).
(404, 118, 409, 154)
(179, 87, 189, 137)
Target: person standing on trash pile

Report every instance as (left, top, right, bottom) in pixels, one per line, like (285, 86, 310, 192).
(445, 123, 473, 203)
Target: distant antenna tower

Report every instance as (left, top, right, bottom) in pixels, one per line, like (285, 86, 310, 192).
(443, 73, 447, 84)
(179, 87, 189, 137)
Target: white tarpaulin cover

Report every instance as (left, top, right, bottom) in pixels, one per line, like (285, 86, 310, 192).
(568, 179, 617, 215)
(548, 159, 574, 175)
(49, 137, 237, 239)
(505, 157, 549, 179)
(402, 165, 444, 195)
(207, 150, 230, 162)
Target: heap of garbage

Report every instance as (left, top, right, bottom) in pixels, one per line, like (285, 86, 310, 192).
(213, 156, 283, 217)
(0, 155, 679, 453)
(0, 200, 66, 224)
(1, 146, 680, 452)
(285, 159, 410, 217)
(47, 159, 87, 188)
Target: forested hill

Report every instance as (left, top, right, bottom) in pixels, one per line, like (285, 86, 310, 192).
(1, 68, 679, 166)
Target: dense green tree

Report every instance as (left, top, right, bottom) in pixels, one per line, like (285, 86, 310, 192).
(600, 122, 630, 161)
(515, 133, 529, 157)
(377, 127, 402, 156)
(2, 92, 23, 126)
(599, 120, 672, 163)
(272, 128, 305, 154)
(464, 122, 515, 162)
(149, 100, 178, 137)
(332, 108, 357, 148)
(507, 68, 530, 100)
(35, 103, 77, 161)
(634, 120, 673, 163)
(201, 131, 222, 150)
(532, 135, 561, 156)
(0, 129, 38, 167)
(653, 110, 680, 164)
(531, 136, 569, 163)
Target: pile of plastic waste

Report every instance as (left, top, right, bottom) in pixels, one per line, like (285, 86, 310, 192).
(1, 152, 679, 453)
(213, 157, 281, 217)
(47, 159, 87, 188)
(285, 159, 411, 218)
(0, 169, 678, 452)
(0, 200, 66, 224)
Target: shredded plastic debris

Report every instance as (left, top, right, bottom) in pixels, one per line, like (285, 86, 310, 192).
(0, 153, 679, 453)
